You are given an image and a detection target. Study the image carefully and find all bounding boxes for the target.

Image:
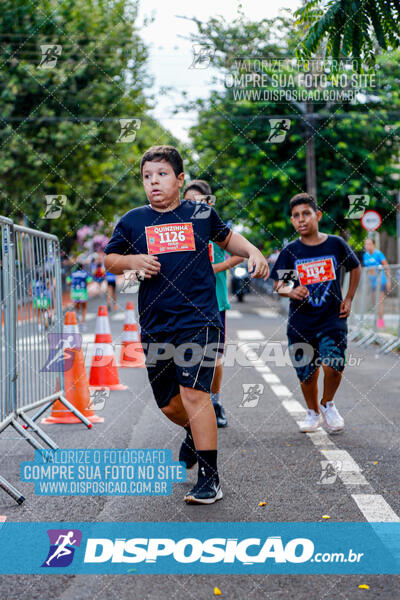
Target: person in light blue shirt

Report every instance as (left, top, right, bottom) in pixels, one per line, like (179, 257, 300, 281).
(363, 238, 391, 328)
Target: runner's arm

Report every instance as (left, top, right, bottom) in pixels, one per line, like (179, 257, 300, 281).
(344, 264, 361, 301)
(213, 254, 243, 274)
(339, 264, 361, 317)
(215, 232, 269, 280)
(104, 253, 160, 278)
(273, 280, 309, 299)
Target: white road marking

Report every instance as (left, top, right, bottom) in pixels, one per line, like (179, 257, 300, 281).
(352, 494, 400, 522)
(237, 330, 265, 340)
(227, 310, 242, 319)
(321, 449, 370, 486)
(261, 373, 281, 384)
(271, 384, 292, 397)
(254, 365, 272, 373)
(110, 313, 125, 321)
(282, 399, 306, 415)
(305, 430, 336, 447)
(254, 308, 279, 318)
(322, 449, 362, 472)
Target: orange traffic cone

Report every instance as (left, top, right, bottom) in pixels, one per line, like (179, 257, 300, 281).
(42, 311, 104, 424)
(89, 305, 128, 390)
(119, 301, 145, 368)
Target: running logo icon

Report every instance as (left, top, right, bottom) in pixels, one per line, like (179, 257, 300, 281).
(39, 45, 62, 68)
(240, 384, 264, 407)
(191, 201, 212, 220)
(189, 44, 215, 69)
(346, 195, 370, 219)
(121, 270, 145, 293)
(276, 269, 298, 291)
(318, 460, 342, 485)
(41, 333, 81, 372)
(89, 387, 110, 411)
(267, 119, 291, 143)
(42, 529, 82, 567)
(117, 119, 141, 143)
(43, 195, 67, 219)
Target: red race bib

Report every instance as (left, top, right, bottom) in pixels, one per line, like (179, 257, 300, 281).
(145, 223, 196, 255)
(208, 242, 214, 262)
(296, 257, 336, 285)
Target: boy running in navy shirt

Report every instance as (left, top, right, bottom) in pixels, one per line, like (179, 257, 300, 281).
(271, 193, 361, 433)
(105, 146, 269, 504)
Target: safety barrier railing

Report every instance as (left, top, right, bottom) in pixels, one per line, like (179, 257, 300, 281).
(0, 216, 90, 505)
(346, 264, 400, 353)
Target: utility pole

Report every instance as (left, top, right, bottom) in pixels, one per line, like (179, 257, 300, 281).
(397, 190, 400, 264)
(305, 102, 317, 201)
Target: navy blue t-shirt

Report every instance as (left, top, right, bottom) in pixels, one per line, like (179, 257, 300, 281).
(104, 200, 231, 336)
(270, 235, 360, 335)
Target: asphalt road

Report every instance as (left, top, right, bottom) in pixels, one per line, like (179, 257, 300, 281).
(0, 290, 399, 599)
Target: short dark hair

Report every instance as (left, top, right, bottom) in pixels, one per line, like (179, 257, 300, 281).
(183, 179, 212, 198)
(140, 145, 184, 178)
(289, 193, 319, 213)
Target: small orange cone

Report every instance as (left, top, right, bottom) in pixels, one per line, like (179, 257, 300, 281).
(119, 301, 145, 368)
(89, 305, 128, 390)
(42, 311, 104, 424)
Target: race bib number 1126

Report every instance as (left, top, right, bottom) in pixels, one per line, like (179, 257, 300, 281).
(145, 223, 196, 255)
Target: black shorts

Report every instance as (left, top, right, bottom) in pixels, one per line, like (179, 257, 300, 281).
(107, 280, 116, 288)
(141, 327, 220, 409)
(287, 328, 347, 382)
(217, 310, 226, 356)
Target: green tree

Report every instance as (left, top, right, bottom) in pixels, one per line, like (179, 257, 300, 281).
(0, 0, 177, 251)
(295, 0, 400, 67)
(185, 14, 400, 252)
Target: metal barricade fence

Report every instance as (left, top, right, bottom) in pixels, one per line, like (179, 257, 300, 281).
(1, 217, 14, 425)
(0, 216, 90, 505)
(346, 264, 400, 353)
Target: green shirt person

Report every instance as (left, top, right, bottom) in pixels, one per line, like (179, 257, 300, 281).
(184, 181, 243, 428)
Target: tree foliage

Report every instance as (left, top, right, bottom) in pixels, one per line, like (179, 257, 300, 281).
(295, 0, 400, 68)
(0, 0, 178, 251)
(185, 14, 400, 253)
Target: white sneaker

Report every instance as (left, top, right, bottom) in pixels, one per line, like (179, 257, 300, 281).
(320, 401, 344, 433)
(299, 409, 323, 433)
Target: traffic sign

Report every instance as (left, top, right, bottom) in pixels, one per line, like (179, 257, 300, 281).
(361, 210, 382, 232)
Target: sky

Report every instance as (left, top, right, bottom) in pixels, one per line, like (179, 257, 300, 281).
(137, 0, 301, 142)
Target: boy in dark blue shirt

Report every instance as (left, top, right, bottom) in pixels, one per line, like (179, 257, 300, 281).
(104, 145, 269, 504)
(270, 193, 361, 434)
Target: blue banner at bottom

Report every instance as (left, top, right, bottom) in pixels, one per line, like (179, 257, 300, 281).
(0, 522, 399, 574)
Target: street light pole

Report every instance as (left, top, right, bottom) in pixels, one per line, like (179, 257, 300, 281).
(397, 190, 400, 263)
(306, 102, 317, 201)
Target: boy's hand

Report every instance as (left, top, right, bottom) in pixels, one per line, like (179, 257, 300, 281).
(339, 297, 352, 318)
(248, 251, 269, 281)
(288, 285, 309, 300)
(127, 254, 161, 278)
